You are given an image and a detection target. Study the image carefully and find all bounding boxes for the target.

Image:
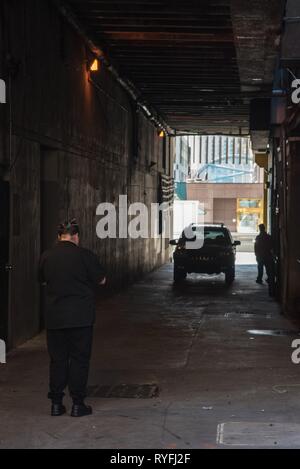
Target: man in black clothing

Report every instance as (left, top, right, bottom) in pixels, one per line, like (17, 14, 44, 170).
(254, 224, 274, 293)
(39, 220, 106, 417)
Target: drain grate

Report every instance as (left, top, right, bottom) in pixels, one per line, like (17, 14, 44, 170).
(87, 383, 160, 398)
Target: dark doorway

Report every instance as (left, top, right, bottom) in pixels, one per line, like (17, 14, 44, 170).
(41, 147, 60, 253)
(40, 148, 61, 329)
(0, 181, 10, 344)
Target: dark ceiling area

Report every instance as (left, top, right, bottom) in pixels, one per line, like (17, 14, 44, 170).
(65, 0, 285, 135)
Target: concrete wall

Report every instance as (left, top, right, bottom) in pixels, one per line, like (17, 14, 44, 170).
(0, 0, 174, 347)
(274, 137, 300, 316)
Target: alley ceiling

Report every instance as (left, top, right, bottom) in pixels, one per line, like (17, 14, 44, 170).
(64, 0, 285, 135)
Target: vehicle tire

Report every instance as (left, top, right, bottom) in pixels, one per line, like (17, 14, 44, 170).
(174, 265, 186, 283)
(225, 267, 235, 285)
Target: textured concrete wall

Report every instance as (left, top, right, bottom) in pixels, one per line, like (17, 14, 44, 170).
(0, 0, 174, 347)
(8, 137, 41, 346)
(281, 140, 300, 316)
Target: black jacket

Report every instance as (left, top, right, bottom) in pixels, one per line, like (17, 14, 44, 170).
(254, 232, 273, 260)
(39, 242, 105, 329)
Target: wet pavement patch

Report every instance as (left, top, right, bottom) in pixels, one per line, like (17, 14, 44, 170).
(87, 384, 160, 398)
(217, 422, 300, 447)
(273, 384, 300, 394)
(247, 329, 300, 337)
(225, 312, 271, 319)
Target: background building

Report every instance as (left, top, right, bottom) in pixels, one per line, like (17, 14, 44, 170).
(173, 136, 191, 182)
(174, 135, 264, 232)
(189, 135, 263, 183)
(187, 182, 264, 233)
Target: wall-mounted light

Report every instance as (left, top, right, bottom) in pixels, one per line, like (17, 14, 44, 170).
(90, 59, 99, 72)
(158, 130, 165, 138)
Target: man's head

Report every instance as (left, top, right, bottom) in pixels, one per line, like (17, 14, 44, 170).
(259, 223, 266, 233)
(57, 219, 80, 245)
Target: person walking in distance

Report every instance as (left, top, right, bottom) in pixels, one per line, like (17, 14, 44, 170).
(39, 220, 106, 417)
(254, 223, 275, 295)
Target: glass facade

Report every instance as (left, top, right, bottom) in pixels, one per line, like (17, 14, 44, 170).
(196, 162, 258, 184)
(186, 135, 263, 184)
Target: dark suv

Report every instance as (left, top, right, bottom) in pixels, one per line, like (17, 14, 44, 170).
(170, 224, 241, 284)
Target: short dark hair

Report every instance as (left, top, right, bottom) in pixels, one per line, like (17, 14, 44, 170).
(259, 223, 266, 231)
(57, 219, 80, 236)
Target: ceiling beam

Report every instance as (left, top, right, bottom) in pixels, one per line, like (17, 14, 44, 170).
(103, 31, 234, 42)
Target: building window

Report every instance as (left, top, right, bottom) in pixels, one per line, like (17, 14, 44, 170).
(237, 198, 263, 233)
(238, 199, 262, 209)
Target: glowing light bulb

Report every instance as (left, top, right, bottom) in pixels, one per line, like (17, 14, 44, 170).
(90, 59, 99, 72)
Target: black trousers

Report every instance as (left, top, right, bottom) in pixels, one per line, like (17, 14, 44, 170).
(256, 256, 275, 296)
(46, 326, 93, 405)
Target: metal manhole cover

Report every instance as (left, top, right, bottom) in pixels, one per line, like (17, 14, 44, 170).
(217, 422, 300, 447)
(87, 384, 160, 398)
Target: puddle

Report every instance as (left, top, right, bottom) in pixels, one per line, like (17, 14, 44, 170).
(247, 329, 300, 337)
(225, 312, 271, 319)
(273, 384, 300, 394)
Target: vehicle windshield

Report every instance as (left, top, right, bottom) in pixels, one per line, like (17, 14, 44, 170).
(180, 227, 231, 246)
(203, 228, 230, 245)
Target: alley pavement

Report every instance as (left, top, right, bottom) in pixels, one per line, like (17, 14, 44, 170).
(1, 260, 300, 449)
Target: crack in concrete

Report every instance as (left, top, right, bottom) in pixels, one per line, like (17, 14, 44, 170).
(184, 318, 205, 369)
(160, 402, 191, 448)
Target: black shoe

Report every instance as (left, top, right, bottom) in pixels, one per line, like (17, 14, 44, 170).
(71, 403, 93, 417)
(51, 403, 66, 416)
(256, 279, 263, 284)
